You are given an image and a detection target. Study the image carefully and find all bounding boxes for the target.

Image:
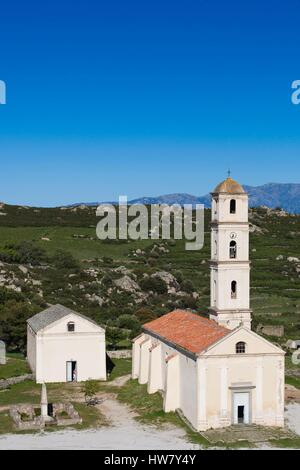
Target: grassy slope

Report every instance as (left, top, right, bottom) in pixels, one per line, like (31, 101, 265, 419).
(0, 204, 300, 341)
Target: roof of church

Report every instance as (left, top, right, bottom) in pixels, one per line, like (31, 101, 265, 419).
(212, 177, 245, 194)
(27, 304, 100, 333)
(143, 309, 230, 355)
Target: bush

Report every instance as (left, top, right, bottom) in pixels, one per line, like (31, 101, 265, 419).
(0, 242, 47, 265)
(181, 279, 195, 293)
(52, 250, 79, 270)
(140, 277, 168, 294)
(106, 326, 127, 349)
(178, 295, 198, 310)
(117, 314, 140, 333)
(81, 380, 100, 403)
(135, 307, 157, 323)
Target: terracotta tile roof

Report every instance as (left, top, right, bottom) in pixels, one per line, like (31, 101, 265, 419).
(143, 310, 230, 355)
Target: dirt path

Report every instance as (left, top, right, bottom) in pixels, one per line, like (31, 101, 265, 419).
(0, 394, 197, 450)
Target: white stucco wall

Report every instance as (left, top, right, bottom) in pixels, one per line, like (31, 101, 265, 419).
(132, 327, 285, 432)
(133, 333, 198, 429)
(211, 264, 250, 311)
(27, 325, 36, 373)
(197, 329, 285, 430)
(33, 313, 106, 383)
(212, 194, 248, 224)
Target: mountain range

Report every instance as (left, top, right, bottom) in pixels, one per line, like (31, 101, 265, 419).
(77, 183, 300, 214)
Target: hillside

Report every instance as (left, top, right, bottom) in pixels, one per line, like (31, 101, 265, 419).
(0, 202, 299, 354)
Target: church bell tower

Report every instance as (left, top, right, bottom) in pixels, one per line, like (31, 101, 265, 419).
(209, 176, 252, 330)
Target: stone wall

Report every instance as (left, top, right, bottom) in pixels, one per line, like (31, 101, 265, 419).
(257, 324, 284, 338)
(0, 374, 34, 390)
(107, 350, 132, 359)
(52, 402, 82, 426)
(10, 404, 44, 430)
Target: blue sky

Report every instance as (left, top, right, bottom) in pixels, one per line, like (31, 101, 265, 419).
(0, 0, 300, 206)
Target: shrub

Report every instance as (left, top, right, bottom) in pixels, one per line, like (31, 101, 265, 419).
(52, 250, 79, 270)
(181, 279, 195, 293)
(140, 277, 168, 294)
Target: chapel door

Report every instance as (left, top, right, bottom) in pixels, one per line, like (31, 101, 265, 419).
(66, 361, 73, 382)
(233, 392, 250, 424)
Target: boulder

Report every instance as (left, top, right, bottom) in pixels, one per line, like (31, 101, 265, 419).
(114, 275, 140, 292)
(151, 271, 180, 292)
(18, 265, 28, 275)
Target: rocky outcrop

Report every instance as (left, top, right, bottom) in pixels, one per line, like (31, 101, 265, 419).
(151, 271, 180, 293)
(114, 275, 140, 292)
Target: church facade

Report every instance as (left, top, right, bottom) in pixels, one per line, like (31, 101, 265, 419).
(132, 177, 285, 431)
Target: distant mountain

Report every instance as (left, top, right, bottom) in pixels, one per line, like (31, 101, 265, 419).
(73, 183, 300, 214)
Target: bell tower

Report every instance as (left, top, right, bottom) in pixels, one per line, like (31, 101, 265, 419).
(209, 176, 252, 330)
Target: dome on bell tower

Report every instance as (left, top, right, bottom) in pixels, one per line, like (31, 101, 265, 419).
(212, 177, 245, 195)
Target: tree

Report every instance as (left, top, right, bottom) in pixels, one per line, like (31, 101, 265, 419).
(135, 307, 156, 323)
(81, 380, 100, 404)
(0, 301, 38, 353)
(117, 314, 141, 337)
(106, 326, 125, 349)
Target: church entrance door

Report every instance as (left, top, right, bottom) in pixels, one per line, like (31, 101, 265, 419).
(233, 392, 250, 424)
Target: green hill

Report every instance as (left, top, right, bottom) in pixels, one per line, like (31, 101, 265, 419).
(0, 203, 299, 353)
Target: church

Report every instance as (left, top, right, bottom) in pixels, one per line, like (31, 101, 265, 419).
(132, 177, 285, 431)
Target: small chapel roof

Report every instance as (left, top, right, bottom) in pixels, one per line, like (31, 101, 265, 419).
(27, 304, 99, 333)
(143, 310, 230, 355)
(212, 176, 245, 194)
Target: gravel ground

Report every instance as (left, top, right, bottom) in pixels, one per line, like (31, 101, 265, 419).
(0, 400, 298, 450)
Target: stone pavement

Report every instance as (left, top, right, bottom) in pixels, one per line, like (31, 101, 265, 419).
(201, 424, 296, 444)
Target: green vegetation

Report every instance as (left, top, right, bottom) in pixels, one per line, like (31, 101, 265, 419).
(108, 358, 132, 381)
(0, 204, 299, 358)
(81, 380, 101, 402)
(0, 356, 31, 380)
(285, 376, 300, 389)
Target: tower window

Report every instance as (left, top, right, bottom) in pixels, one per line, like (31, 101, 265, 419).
(230, 241, 237, 259)
(236, 341, 246, 354)
(67, 322, 75, 332)
(230, 199, 236, 214)
(231, 281, 237, 299)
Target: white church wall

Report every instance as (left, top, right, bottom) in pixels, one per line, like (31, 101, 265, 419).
(199, 330, 285, 429)
(214, 265, 250, 311)
(214, 194, 248, 223)
(31, 313, 107, 384)
(132, 333, 146, 379)
(163, 353, 180, 412)
(138, 337, 151, 384)
(215, 226, 249, 261)
(148, 343, 163, 394)
(35, 330, 106, 383)
(179, 354, 198, 429)
(26, 325, 36, 374)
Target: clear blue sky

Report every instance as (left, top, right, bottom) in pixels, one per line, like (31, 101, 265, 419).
(0, 0, 300, 206)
